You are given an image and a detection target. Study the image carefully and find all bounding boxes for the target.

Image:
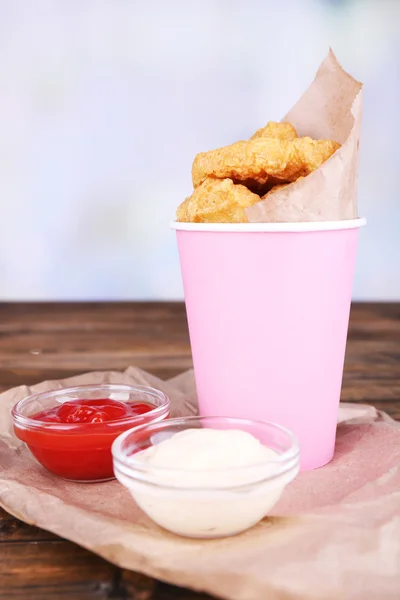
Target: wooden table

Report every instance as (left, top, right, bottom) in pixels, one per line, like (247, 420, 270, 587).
(0, 302, 399, 599)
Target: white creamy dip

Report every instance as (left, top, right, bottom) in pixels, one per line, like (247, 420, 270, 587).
(115, 428, 298, 538)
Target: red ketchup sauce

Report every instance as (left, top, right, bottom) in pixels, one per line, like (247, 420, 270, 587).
(14, 398, 154, 481)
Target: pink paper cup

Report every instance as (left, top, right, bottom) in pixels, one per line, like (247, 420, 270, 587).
(172, 218, 366, 471)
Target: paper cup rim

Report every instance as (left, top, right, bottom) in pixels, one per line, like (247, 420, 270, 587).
(171, 217, 366, 233)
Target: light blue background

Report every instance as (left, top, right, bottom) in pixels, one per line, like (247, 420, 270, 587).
(0, 0, 399, 300)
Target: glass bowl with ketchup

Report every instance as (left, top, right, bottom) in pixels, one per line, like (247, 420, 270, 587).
(12, 384, 170, 482)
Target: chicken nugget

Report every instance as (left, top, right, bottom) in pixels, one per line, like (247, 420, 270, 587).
(250, 121, 298, 141)
(192, 138, 303, 189)
(236, 179, 271, 196)
(293, 137, 340, 175)
(176, 177, 260, 223)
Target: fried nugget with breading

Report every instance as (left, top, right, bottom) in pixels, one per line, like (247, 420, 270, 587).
(176, 177, 260, 223)
(192, 138, 303, 189)
(250, 121, 298, 141)
(293, 137, 340, 175)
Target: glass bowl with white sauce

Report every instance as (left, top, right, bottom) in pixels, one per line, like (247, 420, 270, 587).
(112, 416, 299, 538)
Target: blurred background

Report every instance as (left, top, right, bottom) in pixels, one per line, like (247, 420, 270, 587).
(0, 0, 398, 301)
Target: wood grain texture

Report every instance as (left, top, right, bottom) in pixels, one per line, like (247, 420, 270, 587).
(0, 302, 399, 599)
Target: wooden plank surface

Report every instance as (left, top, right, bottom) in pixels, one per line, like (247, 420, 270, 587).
(0, 302, 399, 599)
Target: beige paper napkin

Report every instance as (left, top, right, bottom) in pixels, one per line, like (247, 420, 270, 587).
(246, 49, 362, 223)
(0, 367, 399, 600)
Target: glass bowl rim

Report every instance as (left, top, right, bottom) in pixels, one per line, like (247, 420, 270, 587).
(112, 415, 300, 479)
(12, 383, 170, 431)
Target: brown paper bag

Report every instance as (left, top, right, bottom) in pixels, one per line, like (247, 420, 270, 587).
(246, 49, 363, 222)
(1, 366, 399, 600)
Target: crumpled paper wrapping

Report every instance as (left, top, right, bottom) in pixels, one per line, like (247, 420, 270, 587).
(246, 49, 363, 222)
(1, 366, 399, 600)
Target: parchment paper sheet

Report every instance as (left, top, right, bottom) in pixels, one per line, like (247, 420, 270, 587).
(246, 49, 363, 222)
(0, 366, 399, 600)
